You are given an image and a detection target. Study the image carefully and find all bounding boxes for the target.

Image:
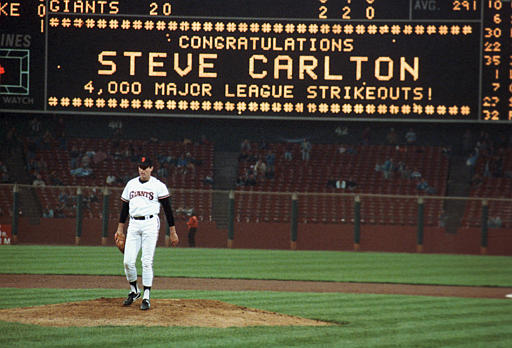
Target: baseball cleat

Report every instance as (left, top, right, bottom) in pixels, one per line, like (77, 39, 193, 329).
(123, 292, 141, 306)
(140, 299, 150, 310)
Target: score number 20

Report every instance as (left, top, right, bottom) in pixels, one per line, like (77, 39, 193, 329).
(149, 2, 172, 16)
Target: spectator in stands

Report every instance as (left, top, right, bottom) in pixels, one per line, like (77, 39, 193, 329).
(81, 152, 92, 168)
(488, 216, 502, 228)
(442, 145, 452, 158)
(84, 189, 99, 206)
(265, 150, 276, 171)
(327, 177, 357, 191)
(55, 116, 67, 149)
(410, 168, 422, 180)
(245, 173, 257, 186)
(58, 191, 68, 204)
(157, 164, 169, 178)
(470, 173, 483, 187)
(236, 175, 246, 187)
(238, 149, 249, 162)
(0, 161, 9, 183)
(32, 173, 45, 187)
(360, 127, 371, 145)
(259, 138, 268, 150)
(0, 171, 9, 183)
(438, 210, 448, 228)
(93, 149, 107, 164)
(158, 152, 176, 167)
(48, 170, 63, 186)
(69, 145, 81, 169)
(29, 117, 42, 135)
(326, 179, 337, 188)
(203, 174, 214, 186)
(42, 206, 54, 218)
(483, 159, 492, 178)
(345, 177, 357, 191)
(284, 143, 293, 161)
(254, 159, 267, 178)
(70, 165, 93, 177)
(300, 139, 312, 161)
(376, 158, 394, 179)
(345, 144, 358, 154)
(386, 128, 398, 145)
(199, 134, 211, 145)
(335, 126, 349, 137)
(397, 161, 411, 179)
(177, 153, 195, 174)
(112, 146, 122, 160)
(405, 128, 417, 144)
(466, 149, 479, 178)
(477, 130, 489, 148)
(5, 126, 20, 155)
(42, 129, 54, 150)
(265, 165, 275, 179)
(106, 174, 117, 185)
(54, 203, 66, 218)
(240, 139, 251, 153)
(462, 129, 472, 154)
(492, 155, 504, 177)
(416, 178, 435, 194)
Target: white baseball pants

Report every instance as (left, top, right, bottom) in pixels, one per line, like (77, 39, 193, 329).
(123, 216, 160, 287)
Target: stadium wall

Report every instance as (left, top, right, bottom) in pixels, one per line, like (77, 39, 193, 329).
(7, 218, 512, 255)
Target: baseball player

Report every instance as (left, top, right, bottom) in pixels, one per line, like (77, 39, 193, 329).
(186, 211, 199, 247)
(115, 156, 179, 310)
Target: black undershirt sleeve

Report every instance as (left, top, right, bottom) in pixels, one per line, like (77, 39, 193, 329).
(159, 197, 175, 227)
(119, 200, 129, 223)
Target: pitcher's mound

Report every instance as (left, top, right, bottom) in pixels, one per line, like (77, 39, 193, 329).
(0, 298, 335, 328)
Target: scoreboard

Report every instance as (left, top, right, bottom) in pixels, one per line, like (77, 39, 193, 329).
(0, 0, 510, 121)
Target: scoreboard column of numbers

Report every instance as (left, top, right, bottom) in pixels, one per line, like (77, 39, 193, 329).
(0, 0, 510, 122)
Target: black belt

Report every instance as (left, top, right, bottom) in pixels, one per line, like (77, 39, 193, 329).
(131, 215, 154, 220)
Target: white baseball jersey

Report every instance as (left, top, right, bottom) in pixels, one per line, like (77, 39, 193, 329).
(121, 176, 169, 217)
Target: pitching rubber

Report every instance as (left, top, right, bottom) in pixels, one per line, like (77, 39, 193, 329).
(506, 294, 512, 299)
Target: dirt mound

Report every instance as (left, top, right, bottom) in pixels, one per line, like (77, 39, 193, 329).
(0, 298, 335, 328)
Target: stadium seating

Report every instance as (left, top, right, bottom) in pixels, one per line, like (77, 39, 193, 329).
(236, 143, 448, 225)
(30, 138, 214, 220)
(0, 185, 13, 217)
(461, 147, 512, 228)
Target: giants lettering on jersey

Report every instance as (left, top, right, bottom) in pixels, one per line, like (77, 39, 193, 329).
(129, 191, 154, 200)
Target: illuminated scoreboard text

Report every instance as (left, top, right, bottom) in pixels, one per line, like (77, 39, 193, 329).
(0, 0, 510, 121)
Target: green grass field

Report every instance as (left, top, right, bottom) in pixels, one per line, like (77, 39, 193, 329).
(1, 245, 512, 347)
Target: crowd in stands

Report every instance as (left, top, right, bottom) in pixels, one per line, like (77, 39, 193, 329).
(237, 138, 277, 186)
(0, 161, 10, 183)
(1, 115, 511, 226)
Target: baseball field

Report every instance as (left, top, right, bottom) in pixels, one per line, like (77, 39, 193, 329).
(1, 246, 512, 347)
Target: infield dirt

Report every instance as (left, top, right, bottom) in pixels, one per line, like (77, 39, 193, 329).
(1, 274, 511, 328)
(0, 298, 334, 327)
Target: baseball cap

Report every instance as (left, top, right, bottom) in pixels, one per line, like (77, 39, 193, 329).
(138, 156, 153, 168)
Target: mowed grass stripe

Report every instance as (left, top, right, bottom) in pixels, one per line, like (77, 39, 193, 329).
(2, 246, 512, 286)
(1, 288, 512, 348)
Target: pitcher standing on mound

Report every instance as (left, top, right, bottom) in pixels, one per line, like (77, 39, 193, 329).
(115, 156, 179, 310)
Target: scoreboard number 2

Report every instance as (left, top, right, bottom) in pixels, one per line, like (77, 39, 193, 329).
(149, 2, 173, 16)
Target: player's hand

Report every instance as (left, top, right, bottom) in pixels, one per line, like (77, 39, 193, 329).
(169, 226, 179, 247)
